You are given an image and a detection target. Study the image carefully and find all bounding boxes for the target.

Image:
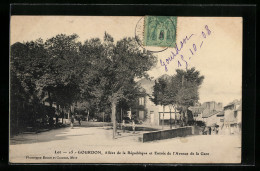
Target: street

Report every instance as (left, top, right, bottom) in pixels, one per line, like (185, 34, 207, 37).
(10, 122, 241, 163)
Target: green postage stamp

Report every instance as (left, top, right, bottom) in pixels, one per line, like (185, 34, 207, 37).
(144, 16, 177, 48)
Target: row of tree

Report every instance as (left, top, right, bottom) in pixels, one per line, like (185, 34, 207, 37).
(10, 33, 157, 137)
(151, 68, 204, 127)
(11, 32, 204, 137)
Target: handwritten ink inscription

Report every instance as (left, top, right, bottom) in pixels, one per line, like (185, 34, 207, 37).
(161, 25, 212, 72)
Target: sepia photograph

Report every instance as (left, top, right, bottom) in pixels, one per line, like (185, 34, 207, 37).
(9, 16, 242, 163)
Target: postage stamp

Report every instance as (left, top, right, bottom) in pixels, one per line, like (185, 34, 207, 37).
(144, 16, 177, 48)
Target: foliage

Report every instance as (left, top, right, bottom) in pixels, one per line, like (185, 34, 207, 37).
(151, 67, 204, 108)
(82, 33, 157, 138)
(151, 67, 204, 125)
(150, 78, 169, 106)
(175, 67, 204, 108)
(194, 120, 206, 127)
(10, 33, 157, 137)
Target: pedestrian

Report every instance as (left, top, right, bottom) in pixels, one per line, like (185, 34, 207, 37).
(208, 127, 211, 135)
(78, 116, 81, 126)
(71, 115, 75, 129)
(49, 116, 54, 127)
(122, 120, 125, 133)
(216, 127, 219, 135)
(132, 120, 135, 134)
(203, 126, 207, 135)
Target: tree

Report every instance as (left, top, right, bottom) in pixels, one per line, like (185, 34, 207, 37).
(164, 76, 180, 128)
(150, 77, 169, 129)
(11, 34, 86, 128)
(10, 40, 51, 131)
(167, 68, 204, 125)
(151, 67, 204, 128)
(11, 40, 48, 103)
(35, 34, 83, 117)
(10, 33, 157, 138)
(175, 68, 204, 125)
(81, 33, 157, 138)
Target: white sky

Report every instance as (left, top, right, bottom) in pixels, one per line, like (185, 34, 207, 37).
(10, 16, 242, 106)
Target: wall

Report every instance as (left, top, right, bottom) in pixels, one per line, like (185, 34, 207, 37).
(142, 126, 193, 142)
(206, 114, 218, 126)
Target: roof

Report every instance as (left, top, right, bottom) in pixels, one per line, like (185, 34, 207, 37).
(202, 109, 223, 118)
(224, 100, 241, 108)
(188, 106, 204, 114)
(137, 78, 154, 95)
(137, 74, 171, 95)
(216, 111, 224, 116)
(235, 105, 242, 111)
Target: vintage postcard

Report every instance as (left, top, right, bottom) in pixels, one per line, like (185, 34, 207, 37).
(9, 16, 242, 164)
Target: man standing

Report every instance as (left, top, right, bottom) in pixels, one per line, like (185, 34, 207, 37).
(78, 116, 81, 126)
(216, 126, 219, 135)
(132, 120, 135, 134)
(71, 115, 75, 129)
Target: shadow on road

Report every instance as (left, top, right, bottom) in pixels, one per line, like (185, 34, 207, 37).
(10, 127, 71, 145)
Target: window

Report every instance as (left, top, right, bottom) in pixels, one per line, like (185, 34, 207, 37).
(150, 111, 154, 123)
(139, 97, 145, 106)
(234, 111, 237, 118)
(139, 111, 144, 119)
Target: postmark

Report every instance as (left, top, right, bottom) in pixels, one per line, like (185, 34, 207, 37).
(144, 16, 177, 48)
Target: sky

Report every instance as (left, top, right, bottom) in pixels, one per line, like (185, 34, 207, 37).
(10, 16, 242, 106)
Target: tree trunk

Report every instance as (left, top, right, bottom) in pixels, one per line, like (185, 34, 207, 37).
(61, 106, 64, 124)
(48, 91, 53, 107)
(162, 105, 165, 130)
(185, 110, 188, 126)
(103, 112, 104, 123)
(87, 110, 89, 122)
(170, 108, 172, 129)
(120, 108, 123, 130)
(71, 103, 75, 114)
(174, 106, 177, 128)
(16, 102, 19, 132)
(111, 101, 117, 139)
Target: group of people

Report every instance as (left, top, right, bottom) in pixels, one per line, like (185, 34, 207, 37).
(70, 115, 81, 129)
(202, 126, 219, 135)
(121, 120, 136, 134)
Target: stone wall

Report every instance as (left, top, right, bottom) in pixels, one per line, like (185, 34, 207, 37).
(142, 126, 193, 142)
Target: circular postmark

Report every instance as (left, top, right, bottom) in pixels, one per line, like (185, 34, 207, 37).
(135, 16, 177, 53)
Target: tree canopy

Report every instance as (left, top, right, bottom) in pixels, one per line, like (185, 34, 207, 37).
(150, 67, 204, 125)
(10, 33, 158, 137)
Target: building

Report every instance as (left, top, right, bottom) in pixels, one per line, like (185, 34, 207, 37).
(131, 76, 181, 126)
(205, 111, 224, 127)
(189, 101, 223, 123)
(222, 100, 242, 135)
(189, 106, 204, 121)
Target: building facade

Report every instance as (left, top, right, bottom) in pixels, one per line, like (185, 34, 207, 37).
(222, 100, 242, 135)
(131, 77, 181, 126)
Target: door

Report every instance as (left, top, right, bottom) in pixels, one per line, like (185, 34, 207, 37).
(139, 111, 144, 120)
